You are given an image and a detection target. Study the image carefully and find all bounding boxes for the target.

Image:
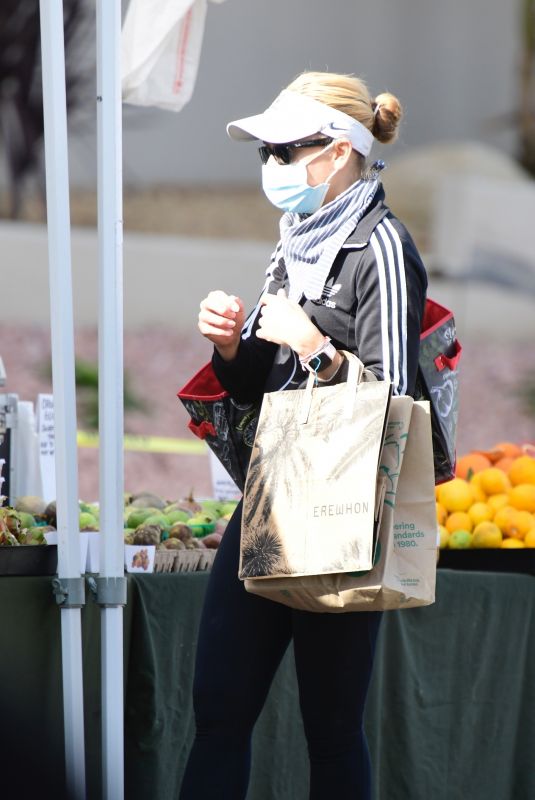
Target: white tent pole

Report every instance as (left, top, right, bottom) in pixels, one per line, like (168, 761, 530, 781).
(39, 1, 86, 798)
(95, 1, 127, 799)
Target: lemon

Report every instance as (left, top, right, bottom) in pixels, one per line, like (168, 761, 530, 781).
(471, 521, 503, 548)
(438, 525, 449, 549)
(487, 493, 509, 515)
(524, 529, 535, 548)
(478, 467, 511, 496)
(468, 502, 492, 527)
(438, 479, 474, 513)
(501, 538, 526, 548)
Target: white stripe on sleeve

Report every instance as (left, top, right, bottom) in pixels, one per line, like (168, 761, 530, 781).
(384, 217, 408, 395)
(370, 232, 392, 384)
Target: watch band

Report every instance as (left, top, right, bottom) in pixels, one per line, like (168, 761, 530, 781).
(300, 338, 337, 373)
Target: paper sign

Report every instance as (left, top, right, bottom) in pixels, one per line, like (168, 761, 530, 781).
(209, 451, 242, 501)
(36, 394, 56, 503)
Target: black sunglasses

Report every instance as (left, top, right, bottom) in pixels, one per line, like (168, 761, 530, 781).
(258, 137, 333, 166)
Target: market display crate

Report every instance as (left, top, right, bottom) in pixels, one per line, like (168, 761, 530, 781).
(438, 548, 535, 575)
(0, 544, 58, 577)
(154, 548, 216, 573)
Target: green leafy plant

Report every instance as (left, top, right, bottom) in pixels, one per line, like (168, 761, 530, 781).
(44, 358, 148, 431)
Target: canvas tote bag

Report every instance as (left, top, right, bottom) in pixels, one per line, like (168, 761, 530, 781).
(239, 353, 393, 581)
(243, 399, 437, 612)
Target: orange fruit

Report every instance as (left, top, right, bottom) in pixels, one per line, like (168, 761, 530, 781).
(508, 484, 535, 513)
(494, 456, 514, 474)
(478, 467, 511, 496)
(471, 521, 503, 548)
(501, 538, 526, 548)
(436, 502, 447, 526)
(487, 493, 509, 515)
(524, 529, 535, 548)
(492, 441, 523, 459)
(455, 452, 491, 480)
(438, 478, 474, 513)
(501, 510, 535, 540)
(494, 505, 517, 533)
(445, 511, 473, 534)
(508, 455, 535, 486)
(468, 502, 492, 527)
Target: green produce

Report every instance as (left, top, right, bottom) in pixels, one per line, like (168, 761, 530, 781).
(187, 514, 217, 537)
(142, 513, 170, 530)
(18, 512, 36, 530)
(21, 527, 46, 545)
(221, 501, 239, 517)
(79, 511, 98, 531)
(165, 509, 191, 525)
(126, 507, 159, 529)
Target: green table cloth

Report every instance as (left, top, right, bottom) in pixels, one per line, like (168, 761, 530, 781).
(0, 569, 533, 800)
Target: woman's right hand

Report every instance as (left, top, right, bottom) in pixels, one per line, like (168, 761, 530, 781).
(198, 291, 245, 361)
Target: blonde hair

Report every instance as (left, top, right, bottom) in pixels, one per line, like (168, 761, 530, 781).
(284, 71, 402, 145)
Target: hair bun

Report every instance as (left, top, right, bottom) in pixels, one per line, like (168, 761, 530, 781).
(372, 92, 403, 144)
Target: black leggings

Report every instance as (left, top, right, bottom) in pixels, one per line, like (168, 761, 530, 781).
(179, 501, 382, 800)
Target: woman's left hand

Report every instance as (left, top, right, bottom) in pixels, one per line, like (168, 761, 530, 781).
(256, 289, 326, 358)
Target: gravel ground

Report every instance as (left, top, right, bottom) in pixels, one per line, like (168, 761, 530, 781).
(1, 323, 534, 503)
(1, 185, 534, 501)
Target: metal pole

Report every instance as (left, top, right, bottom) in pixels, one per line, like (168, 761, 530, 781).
(39, 1, 86, 798)
(95, 2, 127, 799)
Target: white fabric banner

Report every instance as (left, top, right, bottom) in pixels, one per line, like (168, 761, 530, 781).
(121, 0, 227, 112)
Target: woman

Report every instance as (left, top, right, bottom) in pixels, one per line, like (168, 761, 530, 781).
(180, 71, 427, 799)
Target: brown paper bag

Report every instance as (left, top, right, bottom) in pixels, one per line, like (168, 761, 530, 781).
(239, 354, 392, 580)
(243, 400, 437, 612)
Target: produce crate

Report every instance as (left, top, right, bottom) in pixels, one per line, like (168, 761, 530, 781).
(0, 544, 58, 577)
(153, 548, 217, 574)
(438, 549, 535, 575)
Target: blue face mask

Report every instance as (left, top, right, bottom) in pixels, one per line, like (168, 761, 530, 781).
(261, 146, 336, 214)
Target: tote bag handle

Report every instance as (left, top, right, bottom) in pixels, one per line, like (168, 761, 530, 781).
(298, 351, 366, 424)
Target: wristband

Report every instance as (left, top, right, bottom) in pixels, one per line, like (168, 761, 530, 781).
(299, 337, 337, 374)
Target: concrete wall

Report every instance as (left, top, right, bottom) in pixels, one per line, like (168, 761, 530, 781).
(57, 0, 520, 187)
(2, 221, 533, 343)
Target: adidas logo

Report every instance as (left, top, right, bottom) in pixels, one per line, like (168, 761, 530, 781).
(313, 280, 341, 309)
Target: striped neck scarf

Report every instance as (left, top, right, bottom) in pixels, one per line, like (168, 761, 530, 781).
(279, 175, 380, 301)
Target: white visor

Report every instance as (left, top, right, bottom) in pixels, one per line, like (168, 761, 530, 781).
(227, 90, 374, 157)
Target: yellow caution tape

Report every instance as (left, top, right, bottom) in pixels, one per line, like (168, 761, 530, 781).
(76, 430, 207, 455)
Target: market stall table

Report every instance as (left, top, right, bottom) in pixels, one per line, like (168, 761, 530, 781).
(0, 568, 533, 800)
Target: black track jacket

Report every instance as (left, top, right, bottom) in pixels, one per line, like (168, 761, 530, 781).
(212, 185, 428, 402)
